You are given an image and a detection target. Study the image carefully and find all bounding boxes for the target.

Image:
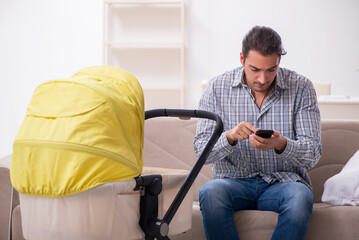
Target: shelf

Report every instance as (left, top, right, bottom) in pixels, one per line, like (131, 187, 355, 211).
(103, 0, 185, 108)
(105, 0, 183, 5)
(105, 43, 183, 49)
(106, 4, 182, 44)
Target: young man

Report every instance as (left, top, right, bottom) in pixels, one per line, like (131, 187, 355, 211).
(194, 26, 321, 240)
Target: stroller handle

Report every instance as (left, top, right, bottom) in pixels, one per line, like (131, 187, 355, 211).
(145, 109, 223, 226)
(145, 108, 221, 121)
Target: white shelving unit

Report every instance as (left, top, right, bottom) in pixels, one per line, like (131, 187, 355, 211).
(103, 0, 185, 109)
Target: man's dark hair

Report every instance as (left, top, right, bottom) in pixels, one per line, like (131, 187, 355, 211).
(242, 26, 287, 61)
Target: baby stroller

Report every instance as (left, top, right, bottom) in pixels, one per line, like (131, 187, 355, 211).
(10, 66, 223, 240)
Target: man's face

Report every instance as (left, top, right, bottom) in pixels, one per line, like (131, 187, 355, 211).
(240, 50, 280, 93)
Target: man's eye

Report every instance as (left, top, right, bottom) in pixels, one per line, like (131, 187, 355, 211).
(251, 69, 259, 72)
(268, 69, 276, 72)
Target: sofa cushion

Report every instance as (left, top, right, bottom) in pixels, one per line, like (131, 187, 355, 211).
(174, 202, 359, 240)
(234, 210, 277, 239)
(0, 154, 14, 240)
(12, 206, 24, 240)
(308, 120, 359, 203)
(306, 203, 359, 240)
(0, 166, 11, 240)
(143, 118, 212, 201)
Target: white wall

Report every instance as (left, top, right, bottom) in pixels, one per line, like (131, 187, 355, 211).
(0, 0, 103, 155)
(185, 0, 359, 107)
(1, 0, 359, 155)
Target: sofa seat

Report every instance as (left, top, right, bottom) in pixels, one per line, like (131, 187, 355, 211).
(173, 202, 359, 240)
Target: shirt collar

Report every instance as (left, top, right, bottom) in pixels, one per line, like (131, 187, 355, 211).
(232, 66, 288, 90)
(274, 68, 288, 90)
(232, 67, 245, 87)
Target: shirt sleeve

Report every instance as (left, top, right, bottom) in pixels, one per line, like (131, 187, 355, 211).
(275, 79, 322, 170)
(193, 79, 236, 164)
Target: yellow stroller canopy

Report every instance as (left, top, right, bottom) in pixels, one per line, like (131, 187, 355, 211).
(10, 66, 145, 197)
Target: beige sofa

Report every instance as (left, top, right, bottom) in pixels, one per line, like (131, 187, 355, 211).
(1, 119, 359, 240)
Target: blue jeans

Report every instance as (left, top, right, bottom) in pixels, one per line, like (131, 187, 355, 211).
(199, 177, 313, 240)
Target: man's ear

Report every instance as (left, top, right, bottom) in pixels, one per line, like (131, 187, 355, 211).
(240, 52, 245, 65)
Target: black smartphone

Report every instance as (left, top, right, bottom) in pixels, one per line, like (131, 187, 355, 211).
(255, 130, 274, 138)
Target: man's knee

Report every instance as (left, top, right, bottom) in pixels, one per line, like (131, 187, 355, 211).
(286, 183, 313, 206)
(199, 179, 231, 204)
(281, 182, 314, 218)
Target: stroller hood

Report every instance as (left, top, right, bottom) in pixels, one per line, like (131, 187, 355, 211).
(10, 66, 145, 197)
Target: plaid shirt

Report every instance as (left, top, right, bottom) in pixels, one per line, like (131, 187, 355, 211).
(194, 66, 322, 188)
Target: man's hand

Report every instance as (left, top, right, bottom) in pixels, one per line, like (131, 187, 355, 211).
(249, 130, 287, 153)
(226, 121, 257, 145)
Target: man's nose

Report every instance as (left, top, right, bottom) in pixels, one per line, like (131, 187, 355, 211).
(258, 72, 267, 83)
